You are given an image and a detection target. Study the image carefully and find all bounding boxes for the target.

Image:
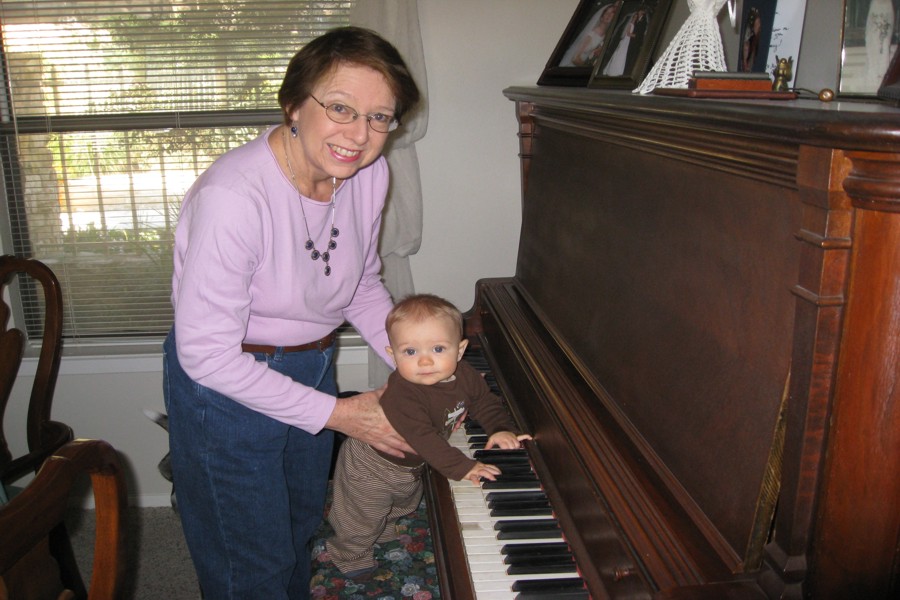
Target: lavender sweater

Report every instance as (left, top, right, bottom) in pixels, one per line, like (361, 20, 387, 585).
(172, 127, 394, 433)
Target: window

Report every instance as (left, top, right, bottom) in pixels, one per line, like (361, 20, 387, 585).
(0, 0, 353, 341)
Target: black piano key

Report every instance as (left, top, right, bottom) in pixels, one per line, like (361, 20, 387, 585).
(479, 451, 528, 461)
(505, 550, 576, 566)
(501, 542, 571, 556)
(511, 577, 587, 594)
(489, 498, 552, 514)
(506, 549, 576, 566)
(487, 492, 550, 508)
(512, 577, 586, 591)
(489, 496, 549, 510)
(482, 478, 542, 490)
(491, 505, 553, 517)
(473, 448, 528, 458)
(489, 490, 546, 499)
(476, 455, 530, 466)
(507, 561, 577, 575)
(467, 433, 488, 444)
(505, 546, 574, 559)
(507, 550, 573, 562)
(503, 544, 575, 566)
(498, 528, 561, 540)
(495, 519, 562, 540)
(515, 590, 590, 600)
(489, 497, 551, 509)
(495, 518, 559, 531)
(486, 490, 548, 503)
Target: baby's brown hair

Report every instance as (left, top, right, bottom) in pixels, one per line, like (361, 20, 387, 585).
(386, 293, 463, 343)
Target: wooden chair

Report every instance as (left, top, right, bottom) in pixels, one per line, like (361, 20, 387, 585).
(0, 255, 71, 496)
(0, 439, 127, 600)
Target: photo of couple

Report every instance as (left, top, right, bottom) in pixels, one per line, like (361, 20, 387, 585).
(558, 0, 655, 77)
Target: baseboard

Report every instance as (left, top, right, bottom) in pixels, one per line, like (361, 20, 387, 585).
(132, 493, 175, 508)
(70, 493, 174, 510)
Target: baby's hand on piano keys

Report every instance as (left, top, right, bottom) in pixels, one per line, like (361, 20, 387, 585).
(464, 461, 501, 486)
(485, 431, 533, 450)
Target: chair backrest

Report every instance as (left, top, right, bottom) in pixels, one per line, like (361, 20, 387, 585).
(0, 439, 127, 600)
(0, 255, 71, 487)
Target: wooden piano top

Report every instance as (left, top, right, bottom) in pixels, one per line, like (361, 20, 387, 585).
(503, 86, 900, 153)
(445, 87, 900, 599)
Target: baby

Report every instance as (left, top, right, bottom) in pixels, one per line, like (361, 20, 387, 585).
(325, 293, 532, 578)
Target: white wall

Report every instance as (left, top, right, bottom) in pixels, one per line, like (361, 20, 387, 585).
(5, 0, 577, 506)
(412, 0, 577, 310)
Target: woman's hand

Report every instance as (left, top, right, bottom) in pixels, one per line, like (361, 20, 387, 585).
(325, 387, 413, 458)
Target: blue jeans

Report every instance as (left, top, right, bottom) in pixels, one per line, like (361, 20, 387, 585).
(162, 329, 335, 600)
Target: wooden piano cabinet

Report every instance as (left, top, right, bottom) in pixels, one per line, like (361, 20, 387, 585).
(489, 87, 900, 600)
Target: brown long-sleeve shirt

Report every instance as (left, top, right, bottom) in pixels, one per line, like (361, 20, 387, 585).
(377, 360, 520, 481)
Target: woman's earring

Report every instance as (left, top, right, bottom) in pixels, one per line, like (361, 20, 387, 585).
(290, 123, 299, 138)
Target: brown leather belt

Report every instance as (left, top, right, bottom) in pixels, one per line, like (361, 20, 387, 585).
(241, 331, 336, 355)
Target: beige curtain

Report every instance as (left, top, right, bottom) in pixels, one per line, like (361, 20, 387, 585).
(351, 0, 429, 388)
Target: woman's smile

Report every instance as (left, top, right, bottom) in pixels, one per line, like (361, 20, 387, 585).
(329, 143, 362, 162)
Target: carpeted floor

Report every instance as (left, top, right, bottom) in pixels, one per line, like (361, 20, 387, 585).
(68, 487, 441, 599)
(311, 496, 440, 599)
(67, 505, 200, 600)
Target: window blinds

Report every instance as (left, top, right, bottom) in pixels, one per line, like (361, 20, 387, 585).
(0, 0, 352, 340)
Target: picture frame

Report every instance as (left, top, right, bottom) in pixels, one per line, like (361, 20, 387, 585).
(839, 0, 900, 96)
(538, 0, 629, 86)
(738, 0, 778, 74)
(877, 44, 900, 104)
(587, 0, 674, 90)
(738, 0, 807, 89)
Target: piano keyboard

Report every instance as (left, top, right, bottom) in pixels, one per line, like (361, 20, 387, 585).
(446, 352, 589, 599)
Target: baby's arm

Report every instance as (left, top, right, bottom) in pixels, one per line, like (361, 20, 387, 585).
(463, 461, 501, 486)
(485, 430, 533, 450)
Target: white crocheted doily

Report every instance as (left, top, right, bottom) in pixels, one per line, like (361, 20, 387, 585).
(634, 0, 728, 94)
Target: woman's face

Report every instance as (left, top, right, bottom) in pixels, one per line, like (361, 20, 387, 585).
(290, 63, 396, 188)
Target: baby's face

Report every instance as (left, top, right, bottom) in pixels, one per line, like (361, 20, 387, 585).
(387, 316, 467, 386)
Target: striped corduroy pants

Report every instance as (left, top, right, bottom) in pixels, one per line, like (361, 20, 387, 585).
(326, 436, 424, 574)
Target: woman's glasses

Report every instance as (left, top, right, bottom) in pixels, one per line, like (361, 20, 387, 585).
(310, 95, 399, 133)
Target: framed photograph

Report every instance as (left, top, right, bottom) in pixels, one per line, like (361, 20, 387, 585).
(588, 0, 674, 89)
(839, 0, 900, 96)
(538, 0, 627, 86)
(737, 0, 806, 89)
(738, 0, 777, 74)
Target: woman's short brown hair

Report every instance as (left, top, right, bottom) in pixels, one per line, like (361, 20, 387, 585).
(278, 26, 420, 126)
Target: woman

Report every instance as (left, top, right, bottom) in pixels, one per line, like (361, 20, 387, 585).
(602, 7, 643, 76)
(162, 26, 420, 599)
(559, 2, 619, 67)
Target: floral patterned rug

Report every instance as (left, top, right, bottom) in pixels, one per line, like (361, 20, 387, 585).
(310, 484, 441, 600)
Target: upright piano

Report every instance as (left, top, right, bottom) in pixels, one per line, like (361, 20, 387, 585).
(424, 87, 900, 599)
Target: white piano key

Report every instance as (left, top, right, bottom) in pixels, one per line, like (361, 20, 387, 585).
(446, 421, 584, 599)
(472, 570, 578, 595)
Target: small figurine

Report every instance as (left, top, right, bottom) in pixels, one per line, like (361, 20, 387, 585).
(772, 56, 793, 92)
